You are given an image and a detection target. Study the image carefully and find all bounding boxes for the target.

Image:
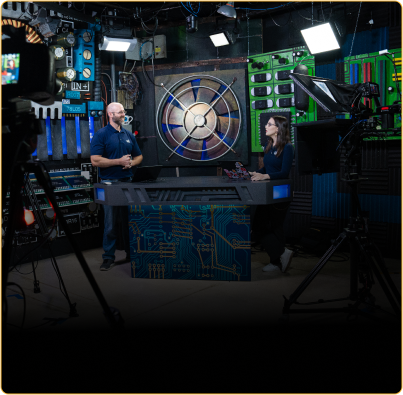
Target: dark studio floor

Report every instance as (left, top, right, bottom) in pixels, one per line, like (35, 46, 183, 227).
(3, 245, 401, 393)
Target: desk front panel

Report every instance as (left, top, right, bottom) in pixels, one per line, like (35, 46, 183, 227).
(94, 176, 293, 206)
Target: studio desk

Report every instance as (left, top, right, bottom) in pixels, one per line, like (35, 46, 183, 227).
(93, 176, 293, 282)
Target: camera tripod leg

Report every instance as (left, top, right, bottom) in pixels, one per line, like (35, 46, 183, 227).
(371, 242, 401, 304)
(356, 238, 401, 316)
(31, 258, 41, 293)
(283, 232, 348, 314)
(2, 169, 25, 306)
(48, 248, 78, 317)
(31, 162, 123, 328)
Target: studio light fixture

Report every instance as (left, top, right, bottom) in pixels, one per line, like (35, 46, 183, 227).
(99, 36, 138, 51)
(301, 23, 340, 54)
(209, 30, 235, 47)
(217, 2, 237, 18)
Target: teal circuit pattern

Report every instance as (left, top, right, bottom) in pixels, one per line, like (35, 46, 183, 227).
(128, 204, 251, 281)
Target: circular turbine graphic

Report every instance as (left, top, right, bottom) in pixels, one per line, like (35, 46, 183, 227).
(156, 75, 241, 161)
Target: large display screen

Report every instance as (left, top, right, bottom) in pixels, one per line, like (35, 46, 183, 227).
(2, 53, 20, 85)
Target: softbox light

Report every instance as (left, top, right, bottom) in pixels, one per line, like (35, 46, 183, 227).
(99, 36, 138, 51)
(209, 31, 234, 47)
(301, 23, 340, 54)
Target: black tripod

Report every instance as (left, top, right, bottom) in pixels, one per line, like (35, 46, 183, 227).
(3, 102, 123, 329)
(283, 135, 401, 321)
(11, 173, 78, 316)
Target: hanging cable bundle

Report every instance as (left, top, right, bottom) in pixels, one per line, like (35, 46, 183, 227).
(119, 72, 142, 104)
(140, 16, 158, 35)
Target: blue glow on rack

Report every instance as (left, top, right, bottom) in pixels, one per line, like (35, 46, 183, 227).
(61, 116, 67, 155)
(45, 117, 53, 156)
(75, 116, 81, 154)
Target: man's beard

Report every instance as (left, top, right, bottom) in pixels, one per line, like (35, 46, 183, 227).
(112, 115, 124, 125)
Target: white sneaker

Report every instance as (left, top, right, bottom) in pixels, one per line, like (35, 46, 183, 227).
(280, 248, 294, 273)
(262, 263, 280, 272)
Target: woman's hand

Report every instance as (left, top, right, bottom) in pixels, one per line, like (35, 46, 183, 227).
(251, 172, 270, 181)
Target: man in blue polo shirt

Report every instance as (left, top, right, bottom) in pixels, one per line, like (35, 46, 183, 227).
(90, 102, 143, 271)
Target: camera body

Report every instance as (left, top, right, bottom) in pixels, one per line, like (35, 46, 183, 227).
(2, 26, 59, 105)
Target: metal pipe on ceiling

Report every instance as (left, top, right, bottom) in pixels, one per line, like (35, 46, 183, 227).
(110, 53, 116, 103)
(99, 2, 181, 14)
(33, 2, 97, 24)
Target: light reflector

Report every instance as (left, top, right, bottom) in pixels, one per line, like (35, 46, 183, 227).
(217, 2, 237, 18)
(301, 23, 340, 54)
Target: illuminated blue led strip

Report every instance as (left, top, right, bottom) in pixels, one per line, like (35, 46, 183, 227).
(32, 148, 37, 157)
(61, 116, 67, 155)
(89, 116, 94, 142)
(75, 116, 81, 154)
(45, 116, 53, 156)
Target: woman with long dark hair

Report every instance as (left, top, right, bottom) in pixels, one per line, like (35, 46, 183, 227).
(250, 115, 294, 272)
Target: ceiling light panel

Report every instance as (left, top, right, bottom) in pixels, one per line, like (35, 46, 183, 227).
(209, 32, 230, 47)
(301, 23, 340, 54)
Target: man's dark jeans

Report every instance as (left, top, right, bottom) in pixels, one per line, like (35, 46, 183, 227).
(101, 177, 132, 261)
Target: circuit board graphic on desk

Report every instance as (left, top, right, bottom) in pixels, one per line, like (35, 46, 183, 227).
(128, 205, 251, 281)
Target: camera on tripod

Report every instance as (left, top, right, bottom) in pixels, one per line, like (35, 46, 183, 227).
(282, 73, 401, 320)
(2, 23, 63, 202)
(289, 73, 401, 176)
(2, 23, 122, 327)
(2, 23, 62, 270)
(292, 73, 401, 123)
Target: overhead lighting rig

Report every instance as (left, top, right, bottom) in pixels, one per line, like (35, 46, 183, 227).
(99, 12, 136, 52)
(186, 15, 198, 33)
(209, 15, 239, 47)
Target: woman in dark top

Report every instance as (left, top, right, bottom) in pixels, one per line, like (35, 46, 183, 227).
(250, 115, 294, 273)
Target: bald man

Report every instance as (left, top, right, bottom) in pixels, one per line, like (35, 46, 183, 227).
(90, 102, 143, 271)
